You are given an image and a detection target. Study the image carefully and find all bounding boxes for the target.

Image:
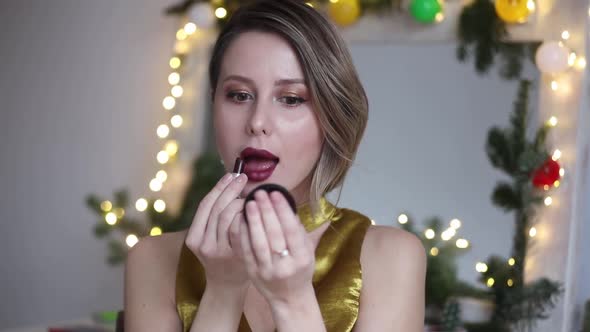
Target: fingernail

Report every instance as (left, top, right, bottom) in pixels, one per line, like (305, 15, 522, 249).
(236, 174, 245, 183)
(222, 173, 233, 183)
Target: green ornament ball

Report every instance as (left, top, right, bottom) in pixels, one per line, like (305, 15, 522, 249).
(409, 0, 442, 23)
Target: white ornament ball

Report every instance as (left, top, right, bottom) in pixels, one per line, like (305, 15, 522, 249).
(188, 2, 216, 29)
(535, 41, 571, 74)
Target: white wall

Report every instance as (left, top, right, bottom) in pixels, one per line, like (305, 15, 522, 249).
(0, 0, 177, 328)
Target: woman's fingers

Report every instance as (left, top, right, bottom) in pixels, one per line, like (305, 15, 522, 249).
(269, 191, 306, 260)
(255, 190, 287, 255)
(240, 213, 259, 274)
(245, 198, 273, 270)
(202, 173, 247, 248)
(186, 173, 234, 246)
(217, 198, 245, 249)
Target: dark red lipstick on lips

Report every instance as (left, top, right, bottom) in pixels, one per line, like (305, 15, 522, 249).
(240, 147, 279, 182)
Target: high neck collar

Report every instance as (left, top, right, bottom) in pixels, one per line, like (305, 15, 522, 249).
(296, 196, 338, 232)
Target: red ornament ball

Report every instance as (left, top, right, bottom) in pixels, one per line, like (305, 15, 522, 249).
(532, 158, 561, 188)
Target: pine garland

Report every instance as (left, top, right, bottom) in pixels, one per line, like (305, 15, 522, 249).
(456, 0, 540, 80)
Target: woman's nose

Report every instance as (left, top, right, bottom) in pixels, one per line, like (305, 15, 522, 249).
(246, 100, 272, 136)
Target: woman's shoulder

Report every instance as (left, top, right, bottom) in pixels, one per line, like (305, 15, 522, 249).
(362, 224, 425, 262)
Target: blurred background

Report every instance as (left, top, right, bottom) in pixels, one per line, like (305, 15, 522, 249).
(0, 0, 589, 331)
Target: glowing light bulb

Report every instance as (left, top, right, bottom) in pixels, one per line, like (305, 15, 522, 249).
(105, 212, 117, 225)
(508, 257, 515, 266)
(114, 208, 125, 218)
(171, 85, 184, 98)
(550, 81, 559, 91)
(548, 116, 558, 127)
(165, 140, 179, 156)
(168, 72, 180, 85)
(397, 214, 408, 224)
(527, 0, 535, 11)
(169, 57, 181, 69)
(456, 239, 469, 249)
(184, 22, 197, 35)
(544, 185, 550, 190)
(215, 7, 227, 18)
(559, 168, 565, 177)
(135, 198, 148, 212)
(100, 200, 112, 212)
(435, 13, 444, 22)
(424, 229, 435, 239)
(163, 96, 176, 110)
(529, 227, 537, 237)
(487, 278, 495, 287)
(561, 30, 570, 40)
(157, 150, 170, 164)
(430, 247, 439, 256)
(150, 178, 163, 192)
(176, 29, 187, 41)
(157, 124, 170, 138)
(156, 170, 168, 183)
(552, 149, 562, 160)
(305, 2, 314, 7)
(544, 196, 552, 206)
(370, 219, 376, 225)
(154, 199, 166, 212)
(576, 57, 587, 69)
(476, 262, 488, 273)
(507, 279, 514, 287)
(126, 234, 139, 247)
(171, 114, 183, 128)
(150, 227, 163, 236)
(569, 52, 577, 66)
(441, 228, 456, 241)
(554, 180, 560, 188)
(450, 218, 461, 229)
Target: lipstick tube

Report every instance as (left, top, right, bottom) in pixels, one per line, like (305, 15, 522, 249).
(232, 157, 244, 178)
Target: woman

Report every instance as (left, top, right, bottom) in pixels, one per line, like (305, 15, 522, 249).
(124, 1, 426, 331)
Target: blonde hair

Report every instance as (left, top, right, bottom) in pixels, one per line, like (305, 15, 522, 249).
(208, 0, 368, 215)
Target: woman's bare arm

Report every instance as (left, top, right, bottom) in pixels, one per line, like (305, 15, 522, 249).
(124, 233, 184, 332)
(354, 225, 427, 332)
(188, 283, 248, 332)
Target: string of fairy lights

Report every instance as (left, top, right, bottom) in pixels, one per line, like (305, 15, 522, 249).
(96, 4, 228, 248)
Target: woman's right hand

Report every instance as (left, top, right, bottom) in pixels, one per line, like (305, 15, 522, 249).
(185, 172, 250, 291)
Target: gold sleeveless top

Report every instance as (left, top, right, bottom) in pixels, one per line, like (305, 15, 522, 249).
(175, 196, 372, 332)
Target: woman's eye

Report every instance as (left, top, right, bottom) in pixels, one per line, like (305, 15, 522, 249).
(227, 92, 252, 103)
(279, 96, 306, 107)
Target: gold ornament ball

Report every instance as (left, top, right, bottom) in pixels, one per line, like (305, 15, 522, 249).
(328, 0, 361, 27)
(495, 0, 531, 23)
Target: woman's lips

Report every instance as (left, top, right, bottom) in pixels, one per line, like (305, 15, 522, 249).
(243, 157, 278, 182)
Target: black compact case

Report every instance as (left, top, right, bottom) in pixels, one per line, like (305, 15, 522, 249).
(243, 183, 297, 224)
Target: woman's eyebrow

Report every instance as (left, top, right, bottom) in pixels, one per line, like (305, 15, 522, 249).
(223, 75, 305, 86)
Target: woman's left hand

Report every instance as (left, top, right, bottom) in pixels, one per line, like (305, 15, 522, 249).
(230, 189, 315, 306)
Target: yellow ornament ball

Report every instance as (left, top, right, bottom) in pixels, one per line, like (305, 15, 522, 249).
(495, 0, 531, 24)
(328, 0, 361, 27)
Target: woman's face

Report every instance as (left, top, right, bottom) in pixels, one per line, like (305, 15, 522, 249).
(213, 31, 323, 205)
